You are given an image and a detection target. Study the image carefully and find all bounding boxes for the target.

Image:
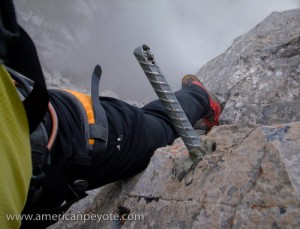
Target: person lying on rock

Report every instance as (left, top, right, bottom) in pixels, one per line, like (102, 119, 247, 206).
(0, 1, 222, 228)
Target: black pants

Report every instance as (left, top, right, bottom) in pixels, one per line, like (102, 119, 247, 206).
(81, 85, 210, 189)
(37, 79, 211, 215)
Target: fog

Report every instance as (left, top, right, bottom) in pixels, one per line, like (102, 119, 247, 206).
(15, 0, 300, 103)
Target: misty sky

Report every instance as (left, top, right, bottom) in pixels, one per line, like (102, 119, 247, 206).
(15, 0, 300, 102)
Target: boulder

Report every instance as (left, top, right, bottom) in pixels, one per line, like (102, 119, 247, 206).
(50, 8, 300, 229)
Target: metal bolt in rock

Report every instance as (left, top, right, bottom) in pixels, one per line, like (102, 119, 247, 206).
(133, 44, 206, 159)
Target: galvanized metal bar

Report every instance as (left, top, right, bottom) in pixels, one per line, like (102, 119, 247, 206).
(133, 44, 206, 158)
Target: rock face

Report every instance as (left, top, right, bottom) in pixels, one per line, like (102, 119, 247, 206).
(50, 9, 300, 229)
(197, 8, 300, 125)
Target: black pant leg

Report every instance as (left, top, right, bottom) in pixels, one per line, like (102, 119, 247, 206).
(143, 85, 210, 127)
(82, 85, 210, 189)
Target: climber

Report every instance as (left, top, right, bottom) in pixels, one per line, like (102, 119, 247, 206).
(1, 0, 222, 228)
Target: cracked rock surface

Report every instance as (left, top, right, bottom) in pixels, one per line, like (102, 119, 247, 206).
(50, 123, 300, 228)
(50, 8, 300, 229)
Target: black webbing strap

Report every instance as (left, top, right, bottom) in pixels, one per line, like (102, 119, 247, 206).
(7, 66, 49, 133)
(90, 65, 108, 158)
(22, 83, 49, 133)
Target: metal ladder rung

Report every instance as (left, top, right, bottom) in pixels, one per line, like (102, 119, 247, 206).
(134, 45, 204, 157)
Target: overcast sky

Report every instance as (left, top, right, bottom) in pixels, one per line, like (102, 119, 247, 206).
(15, 0, 300, 102)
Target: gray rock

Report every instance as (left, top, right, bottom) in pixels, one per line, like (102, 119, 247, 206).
(196, 8, 300, 125)
(49, 8, 300, 229)
(50, 122, 300, 229)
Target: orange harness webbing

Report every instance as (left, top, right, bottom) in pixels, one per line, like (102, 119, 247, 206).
(64, 89, 95, 145)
